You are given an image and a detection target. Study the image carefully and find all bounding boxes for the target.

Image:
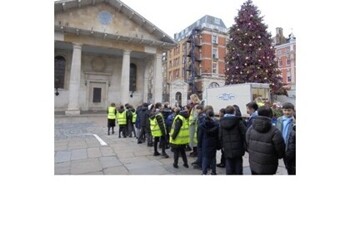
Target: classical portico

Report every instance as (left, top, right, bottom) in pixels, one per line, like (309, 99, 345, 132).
(54, 0, 175, 115)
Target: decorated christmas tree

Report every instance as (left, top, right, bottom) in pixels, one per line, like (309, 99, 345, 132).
(225, 0, 285, 94)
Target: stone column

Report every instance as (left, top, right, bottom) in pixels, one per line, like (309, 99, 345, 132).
(65, 43, 82, 115)
(153, 53, 163, 103)
(120, 50, 131, 105)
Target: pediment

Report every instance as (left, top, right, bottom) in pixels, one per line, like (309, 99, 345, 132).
(55, 0, 175, 45)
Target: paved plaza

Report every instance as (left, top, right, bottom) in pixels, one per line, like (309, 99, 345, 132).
(54, 114, 288, 175)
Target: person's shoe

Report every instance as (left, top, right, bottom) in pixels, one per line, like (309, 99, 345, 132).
(137, 141, 142, 144)
(211, 172, 217, 175)
(191, 161, 199, 165)
(189, 152, 198, 157)
(112, 131, 115, 134)
(162, 153, 169, 158)
(108, 131, 110, 135)
(183, 163, 189, 168)
(216, 163, 225, 168)
(119, 135, 121, 138)
(154, 152, 161, 156)
(173, 163, 179, 168)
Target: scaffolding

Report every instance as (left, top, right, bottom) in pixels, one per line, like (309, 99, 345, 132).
(184, 27, 202, 95)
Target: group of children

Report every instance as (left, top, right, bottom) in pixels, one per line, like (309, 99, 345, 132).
(106, 97, 296, 175)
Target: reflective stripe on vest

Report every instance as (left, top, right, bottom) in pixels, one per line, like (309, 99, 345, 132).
(107, 107, 116, 119)
(117, 111, 127, 125)
(170, 115, 190, 145)
(149, 113, 163, 137)
(132, 111, 137, 123)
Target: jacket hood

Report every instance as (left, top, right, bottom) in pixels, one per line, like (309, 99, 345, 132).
(201, 117, 218, 134)
(252, 116, 272, 133)
(220, 116, 240, 129)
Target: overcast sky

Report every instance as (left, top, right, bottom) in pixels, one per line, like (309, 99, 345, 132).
(119, 0, 297, 38)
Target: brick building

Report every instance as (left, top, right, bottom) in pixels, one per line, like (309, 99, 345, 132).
(273, 27, 296, 99)
(166, 15, 228, 106)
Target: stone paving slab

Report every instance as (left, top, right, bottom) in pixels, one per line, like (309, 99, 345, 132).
(54, 161, 71, 175)
(87, 147, 102, 158)
(100, 147, 115, 156)
(102, 166, 129, 175)
(70, 158, 102, 174)
(71, 149, 88, 161)
(55, 151, 71, 163)
(99, 156, 123, 169)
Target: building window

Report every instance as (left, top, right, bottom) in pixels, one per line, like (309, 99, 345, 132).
(287, 69, 291, 82)
(214, 18, 220, 25)
(278, 59, 283, 67)
(129, 63, 137, 91)
(54, 56, 66, 89)
(169, 60, 172, 68)
(287, 59, 291, 66)
(212, 35, 218, 44)
(175, 92, 182, 106)
(212, 62, 217, 74)
(208, 82, 220, 88)
(212, 48, 218, 59)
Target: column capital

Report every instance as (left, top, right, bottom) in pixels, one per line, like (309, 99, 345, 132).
(72, 43, 82, 50)
(123, 49, 131, 55)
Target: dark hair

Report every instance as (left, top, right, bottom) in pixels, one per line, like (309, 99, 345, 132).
(219, 108, 226, 114)
(282, 102, 295, 110)
(206, 110, 214, 117)
(155, 102, 162, 109)
(246, 101, 258, 111)
(233, 104, 242, 117)
(225, 105, 235, 114)
(257, 106, 273, 118)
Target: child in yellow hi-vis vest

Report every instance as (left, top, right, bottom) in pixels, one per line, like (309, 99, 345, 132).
(107, 103, 117, 135)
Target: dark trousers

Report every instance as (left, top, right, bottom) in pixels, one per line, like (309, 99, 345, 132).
(154, 136, 166, 154)
(284, 158, 296, 175)
(138, 126, 151, 143)
(119, 125, 126, 137)
(202, 156, 216, 175)
(220, 150, 225, 166)
(173, 146, 188, 165)
(225, 157, 243, 175)
(128, 123, 136, 137)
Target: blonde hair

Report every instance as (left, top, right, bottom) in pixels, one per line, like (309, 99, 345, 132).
(190, 94, 200, 104)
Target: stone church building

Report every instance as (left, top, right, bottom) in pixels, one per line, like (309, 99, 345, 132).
(54, 0, 175, 115)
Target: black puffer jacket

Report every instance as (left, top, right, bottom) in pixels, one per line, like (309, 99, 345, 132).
(219, 116, 247, 158)
(198, 116, 220, 158)
(246, 116, 285, 174)
(138, 106, 148, 128)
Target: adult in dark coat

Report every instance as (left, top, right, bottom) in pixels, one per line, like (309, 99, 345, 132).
(137, 103, 150, 144)
(246, 106, 285, 175)
(219, 105, 247, 175)
(198, 110, 220, 175)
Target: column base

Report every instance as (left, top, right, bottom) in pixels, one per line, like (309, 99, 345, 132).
(65, 109, 80, 116)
